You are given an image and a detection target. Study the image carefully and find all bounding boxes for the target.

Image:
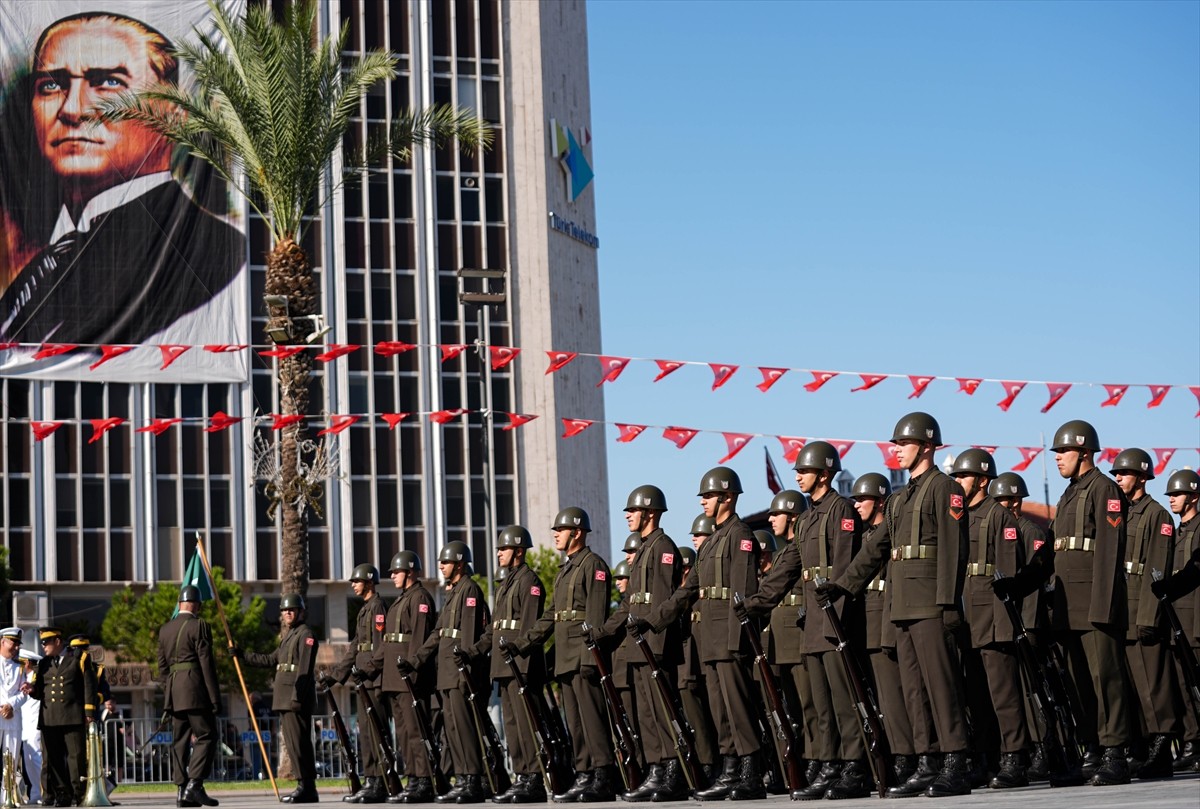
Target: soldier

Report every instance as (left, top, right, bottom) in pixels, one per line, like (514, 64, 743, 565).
(1110, 449, 1181, 779)
(690, 515, 714, 550)
(25, 627, 95, 807)
(613, 561, 631, 594)
(510, 507, 614, 803)
(754, 531, 777, 576)
(819, 412, 972, 798)
(947, 449, 1030, 789)
(463, 527, 548, 804)
(376, 551, 438, 804)
(623, 533, 642, 566)
(674, 544, 719, 783)
(18, 648, 43, 806)
(661, 467, 764, 801)
(235, 594, 320, 804)
(399, 542, 491, 804)
(0, 627, 26, 807)
(68, 636, 114, 716)
(320, 563, 389, 804)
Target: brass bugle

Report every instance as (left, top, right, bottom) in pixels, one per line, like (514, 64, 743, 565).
(81, 722, 112, 807)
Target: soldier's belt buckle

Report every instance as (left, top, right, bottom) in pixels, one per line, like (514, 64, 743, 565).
(967, 563, 994, 577)
(440, 628, 461, 639)
(867, 580, 885, 592)
(801, 570, 812, 582)
(890, 548, 903, 562)
(1125, 561, 1144, 576)
(276, 663, 297, 672)
(690, 612, 701, 623)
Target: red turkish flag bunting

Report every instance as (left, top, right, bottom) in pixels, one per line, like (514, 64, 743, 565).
(1153, 448, 1175, 476)
(318, 415, 359, 436)
(663, 426, 699, 449)
(1191, 386, 1200, 417)
(830, 440, 854, 459)
(561, 418, 593, 438)
(374, 340, 416, 357)
(381, 413, 410, 430)
(33, 344, 78, 360)
(1012, 447, 1042, 472)
(545, 351, 577, 373)
(1101, 384, 1129, 407)
(756, 367, 787, 392)
(204, 344, 247, 353)
(271, 414, 305, 431)
(440, 344, 467, 363)
(1040, 382, 1072, 413)
(490, 346, 519, 370)
(803, 371, 838, 392)
(596, 356, 630, 386)
(777, 436, 806, 464)
(429, 409, 466, 424)
(765, 446, 784, 494)
(259, 346, 306, 359)
(205, 411, 241, 432)
(159, 345, 190, 369)
(32, 421, 63, 441)
(1146, 385, 1171, 408)
(136, 418, 182, 435)
(0, 342, 16, 350)
(501, 413, 538, 431)
(877, 442, 901, 470)
(88, 417, 124, 443)
(1098, 447, 1121, 464)
(908, 375, 935, 399)
(710, 364, 738, 390)
(851, 373, 888, 392)
(653, 360, 683, 382)
(973, 445, 998, 454)
(615, 423, 647, 443)
(997, 380, 1026, 411)
(88, 345, 135, 370)
(957, 377, 982, 395)
(719, 433, 753, 464)
(315, 344, 359, 363)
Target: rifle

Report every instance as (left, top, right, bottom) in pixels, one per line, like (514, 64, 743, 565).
(992, 571, 1082, 781)
(498, 638, 573, 795)
(625, 616, 706, 791)
(454, 648, 513, 796)
(322, 685, 363, 796)
(398, 671, 451, 795)
(350, 674, 403, 796)
(731, 594, 804, 793)
(814, 578, 890, 798)
(580, 622, 643, 789)
(134, 711, 171, 760)
(1152, 569, 1200, 723)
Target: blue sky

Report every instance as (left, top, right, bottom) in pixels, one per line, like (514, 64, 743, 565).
(584, 0, 1199, 547)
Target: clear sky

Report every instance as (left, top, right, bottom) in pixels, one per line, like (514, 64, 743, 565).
(584, 0, 1200, 551)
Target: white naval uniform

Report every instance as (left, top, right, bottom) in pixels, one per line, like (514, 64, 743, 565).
(0, 655, 28, 804)
(20, 673, 41, 806)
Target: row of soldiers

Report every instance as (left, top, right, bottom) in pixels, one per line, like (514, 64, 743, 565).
(277, 411, 1199, 804)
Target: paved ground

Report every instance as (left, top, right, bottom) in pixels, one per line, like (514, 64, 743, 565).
(105, 773, 1200, 808)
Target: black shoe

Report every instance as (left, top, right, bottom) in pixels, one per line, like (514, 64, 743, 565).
(804, 759, 820, 785)
(552, 772, 590, 803)
(1135, 734, 1174, 780)
(989, 753, 1027, 789)
(1090, 747, 1130, 786)
(578, 768, 616, 802)
(177, 784, 200, 809)
(283, 781, 321, 804)
(891, 755, 917, 788)
(511, 774, 547, 804)
(1026, 744, 1048, 782)
(824, 760, 872, 800)
(967, 754, 992, 789)
(924, 752, 971, 798)
(394, 777, 436, 804)
(436, 780, 467, 805)
(622, 763, 665, 802)
(650, 760, 688, 802)
(182, 779, 219, 807)
(794, 761, 840, 800)
(694, 756, 738, 801)
(455, 775, 489, 804)
(1173, 740, 1198, 771)
(886, 754, 939, 798)
(493, 775, 525, 806)
(728, 754, 766, 801)
(1081, 745, 1102, 779)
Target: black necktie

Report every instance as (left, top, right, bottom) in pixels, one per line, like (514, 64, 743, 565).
(0, 232, 81, 339)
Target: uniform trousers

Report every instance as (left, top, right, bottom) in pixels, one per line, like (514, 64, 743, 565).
(1066, 628, 1130, 747)
(1177, 647, 1200, 742)
(1125, 639, 1182, 737)
(22, 733, 43, 805)
(560, 671, 613, 771)
(973, 645, 1029, 754)
(170, 709, 217, 784)
(389, 690, 432, 777)
(358, 686, 386, 777)
(894, 619, 969, 754)
(278, 710, 316, 782)
(786, 661, 821, 761)
(632, 663, 676, 764)
(679, 677, 718, 767)
(703, 660, 760, 758)
(868, 648, 916, 756)
(499, 678, 539, 774)
(42, 725, 85, 802)
(806, 651, 866, 761)
(440, 686, 483, 776)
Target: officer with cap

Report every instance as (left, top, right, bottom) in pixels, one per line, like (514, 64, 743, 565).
(156, 587, 221, 807)
(511, 507, 614, 802)
(463, 527, 549, 803)
(68, 635, 114, 717)
(673, 545, 719, 784)
(0, 626, 26, 806)
(18, 647, 43, 806)
(376, 551, 438, 803)
(235, 595, 320, 803)
(26, 626, 95, 807)
(399, 542, 491, 803)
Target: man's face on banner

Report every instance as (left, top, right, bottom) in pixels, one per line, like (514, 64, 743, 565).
(32, 18, 172, 196)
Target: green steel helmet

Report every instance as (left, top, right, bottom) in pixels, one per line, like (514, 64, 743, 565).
(753, 529, 777, 554)
(793, 440, 841, 473)
(497, 525, 533, 550)
(389, 550, 421, 573)
(179, 585, 201, 603)
(891, 412, 942, 446)
(852, 473, 892, 500)
(690, 514, 715, 536)
(625, 484, 668, 512)
(551, 506, 591, 532)
(988, 472, 1029, 500)
(279, 593, 306, 611)
(1165, 468, 1200, 496)
(438, 541, 472, 564)
(1110, 448, 1154, 480)
(678, 546, 697, 568)
(768, 489, 808, 516)
(697, 466, 743, 496)
(613, 560, 630, 580)
(349, 563, 379, 584)
(622, 532, 643, 553)
(1050, 419, 1100, 453)
(950, 448, 997, 479)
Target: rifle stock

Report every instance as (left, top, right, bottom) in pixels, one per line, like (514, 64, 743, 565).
(499, 637, 573, 795)
(352, 677, 404, 796)
(322, 685, 363, 796)
(454, 649, 513, 796)
(580, 622, 643, 789)
(398, 671, 451, 795)
(1152, 569, 1200, 722)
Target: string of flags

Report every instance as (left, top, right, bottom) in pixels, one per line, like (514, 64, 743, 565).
(3, 340, 1196, 415)
(12, 409, 1195, 476)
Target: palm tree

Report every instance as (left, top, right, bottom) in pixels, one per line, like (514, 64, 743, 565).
(104, 0, 491, 596)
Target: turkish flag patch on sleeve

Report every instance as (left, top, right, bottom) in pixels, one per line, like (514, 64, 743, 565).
(1004, 527, 1018, 542)
(740, 539, 754, 552)
(1161, 523, 1174, 536)
(1107, 499, 1121, 512)
(466, 597, 477, 607)
(1034, 539, 1045, 551)
(374, 614, 385, 631)
(661, 553, 674, 564)
(595, 570, 607, 581)
(950, 494, 964, 508)
(305, 637, 315, 646)
(419, 604, 429, 613)
(531, 585, 542, 596)
(841, 518, 855, 531)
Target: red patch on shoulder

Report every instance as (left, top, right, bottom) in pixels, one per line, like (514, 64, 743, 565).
(1107, 516, 1122, 528)
(841, 518, 854, 531)
(305, 637, 315, 646)
(1107, 499, 1121, 512)
(466, 597, 477, 607)
(531, 586, 542, 596)
(1161, 523, 1174, 537)
(1033, 539, 1045, 551)
(374, 614, 385, 631)
(661, 553, 674, 564)
(950, 494, 964, 508)
(1003, 527, 1018, 542)
(949, 508, 963, 521)
(419, 604, 429, 613)
(739, 539, 754, 552)
(595, 570, 607, 581)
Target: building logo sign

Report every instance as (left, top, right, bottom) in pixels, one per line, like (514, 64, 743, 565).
(550, 118, 593, 202)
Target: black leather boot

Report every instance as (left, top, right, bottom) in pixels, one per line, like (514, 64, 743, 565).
(437, 779, 467, 805)
(622, 763, 664, 802)
(353, 778, 390, 804)
(728, 754, 765, 801)
(650, 760, 688, 802)
(924, 752, 971, 798)
(794, 761, 840, 800)
(182, 779, 220, 807)
(885, 754, 940, 798)
(694, 756, 738, 801)
(824, 760, 872, 800)
(1026, 744, 1048, 782)
(393, 777, 435, 804)
(511, 774, 547, 804)
(1090, 747, 1131, 786)
(552, 772, 590, 803)
(892, 755, 917, 787)
(578, 767, 616, 802)
(1135, 734, 1175, 780)
(989, 752, 1027, 789)
(178, 783, 198, 808)
(1080, 745, 1102, 779)
(282, 780, 321, 804)
(493, 776, 523, 805)
(1173, 740, 1198, 771)
(804, 759, 820, 785)
(455, 775, 488, 804)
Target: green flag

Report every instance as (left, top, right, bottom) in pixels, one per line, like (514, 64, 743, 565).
(173, 546, 215, 617)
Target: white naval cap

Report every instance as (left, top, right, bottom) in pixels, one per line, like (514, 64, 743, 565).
(0, 627, 21, 640)
(17, 649, 41, 662)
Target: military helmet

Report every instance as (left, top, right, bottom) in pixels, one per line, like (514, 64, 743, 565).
(678, 546, 697, 568)
(280, 593, 306, 611)
(697, 466, 743, 496)
(623, 532, 643, 553)
(389, 550, 421, 573)
(690, 514, 715, 536)
(1110, 448, 1154, 480)
(625, 484, 668, 512)
(891, 412, 942, 446)
(989, 472, 1030, 500)
(950, 448, 997, 479)
(613, 560, 630, 580)
(1165, 468, 1200, 496)
(552, 506, 591, 532)
(793, 440, 841, 473)
(753, 529, 777, 554)
(851, 473, 891, 499)
(349, 563, 379, 584)
(768, 489, 808, 516)
(497, 525, 533, 550)
(1050, 419, 1100, 453)
(438, 541, 472, 564)
(179, 585, 201, 603)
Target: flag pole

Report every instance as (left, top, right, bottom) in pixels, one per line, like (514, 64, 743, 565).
(193, 533, 280, 799)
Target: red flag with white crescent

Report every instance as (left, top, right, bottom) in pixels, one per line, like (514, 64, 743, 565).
(957, 378, 982, 395)
(319, 415, 360, 435)
(1101, 384, 1128, 407)
(597, 356, 630, 386)
(1040, 382, 1071, 413)
(663, 427, 699, 449)
(615, 424, 647, 443)
(877, 442, 901, 470)
(315, 344, 360, 363)
(1146, 385, 1171, 408)
(654, 360, 684, 381)
(756, 367, 787, 392)
(545, 351, 577, 373)
(489, 346, 519, 370)
(1153, 448, 1175, 476)
(908, 375, 934, 399)
(89, 345, 135, 370)
(803, 370, 838, 392)
(88, 418, 125, 443)
(501, 413, 538, 431)
(851, 373, 888, 392)
(710, 364, 738, 390)
(440, 344, 468, 363)
(777, 436, 806, 464)
(1012, 447, 1042, 472)
(997, 380, 1026, 411)
(561, 418, 594, 438)
(32, 421, 63, 441)
(719, 433, 752, 463)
